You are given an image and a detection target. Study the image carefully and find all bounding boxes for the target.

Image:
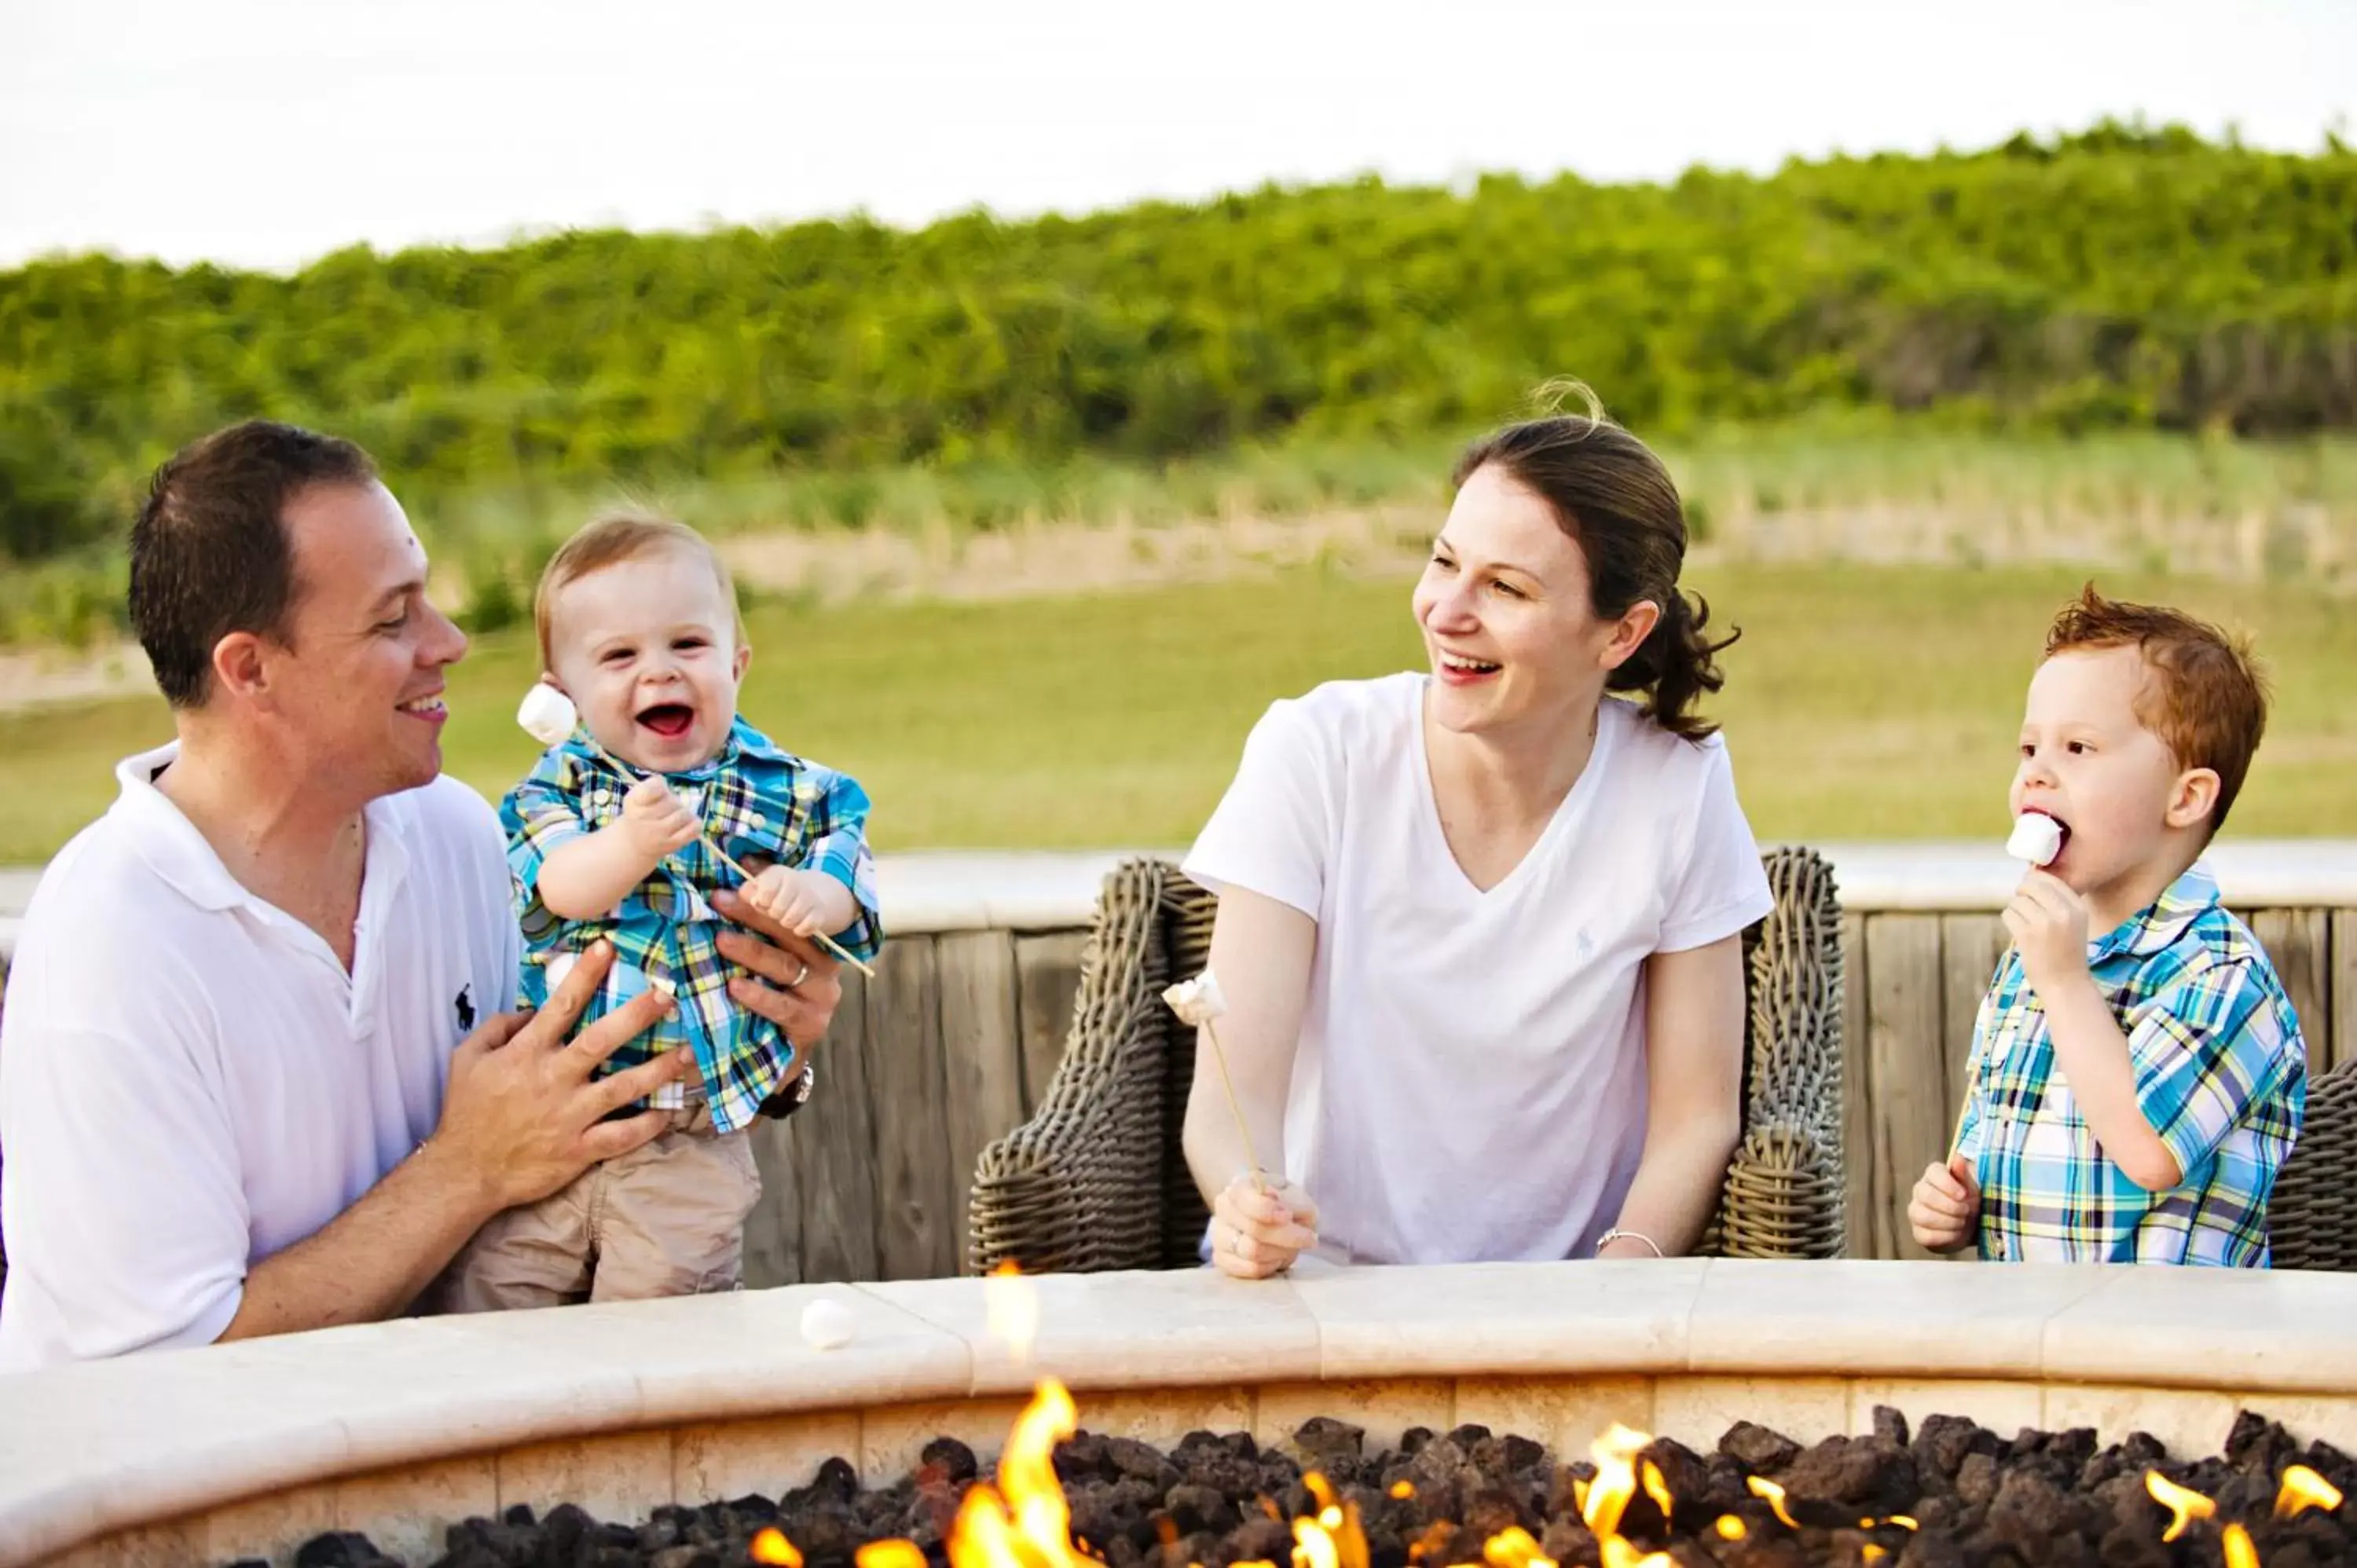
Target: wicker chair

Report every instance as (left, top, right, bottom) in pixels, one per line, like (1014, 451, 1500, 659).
(968, 846, 1849, 1274)
(2266, 1057, 2357, 1272)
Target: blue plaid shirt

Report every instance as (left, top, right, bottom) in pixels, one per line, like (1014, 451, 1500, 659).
(1955, 864, 2305, 1266)
(502, 716, 884, 1134)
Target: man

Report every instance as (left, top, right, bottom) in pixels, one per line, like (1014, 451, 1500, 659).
(0, 421, 841, 1372)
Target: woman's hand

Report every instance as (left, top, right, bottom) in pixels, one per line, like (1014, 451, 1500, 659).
(1208, 1172, 1320, 1279)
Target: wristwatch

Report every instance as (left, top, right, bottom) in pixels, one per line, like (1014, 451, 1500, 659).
(759, 1062, 816, 1120)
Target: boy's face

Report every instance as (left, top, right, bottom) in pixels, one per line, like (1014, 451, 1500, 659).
(2011, 644, 2209, 902)
(544, 545, 750, 773)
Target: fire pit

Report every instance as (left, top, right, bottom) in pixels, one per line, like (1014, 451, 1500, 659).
(3, 1260, 2353, 1568)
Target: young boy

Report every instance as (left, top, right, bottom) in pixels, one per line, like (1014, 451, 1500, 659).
(1910, 586, 2305, 1266)
(443, 511, 884, 1309)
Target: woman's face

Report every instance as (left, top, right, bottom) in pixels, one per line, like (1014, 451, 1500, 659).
(1412, 462, 1653, 738)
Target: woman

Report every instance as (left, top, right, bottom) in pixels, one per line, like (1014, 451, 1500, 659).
(1181, 405, 1773, 1276)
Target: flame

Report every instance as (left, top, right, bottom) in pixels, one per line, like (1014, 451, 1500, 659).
(856, 1545, 926, 1568)
(2223, 1522, 2260, 1568)
(2278, 1464, 2344, 1519)
(946, 1378, 1085, 1568)
(1746, 1475, 1800, 1530)
(2145, 1471, 2218, 1543)
(749, 1528, 801, 1566)
(1713, 1515, 1746, 1541)
(1581, 1423, 1648, 1537)
(985, 1260, 1039, 1365)
(1388, 1481, 1415, 1500)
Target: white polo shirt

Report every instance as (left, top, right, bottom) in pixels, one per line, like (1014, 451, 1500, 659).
(0, 744, 519, 1373)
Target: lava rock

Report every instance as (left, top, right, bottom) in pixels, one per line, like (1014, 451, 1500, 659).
(1956, 1451, 2002, 1509)
(1776, 1434, 1919, 1517)
(919, 1438, 979, 1487)
(1720, 1421, 1802, 1474)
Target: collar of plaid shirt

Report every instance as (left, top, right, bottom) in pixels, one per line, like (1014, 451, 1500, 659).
(2092, 862, 2220, 959)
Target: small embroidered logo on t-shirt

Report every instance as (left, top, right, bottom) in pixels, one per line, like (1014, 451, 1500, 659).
(455, 984, 475, 1031)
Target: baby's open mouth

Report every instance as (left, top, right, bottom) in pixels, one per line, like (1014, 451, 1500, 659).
(636, 702, 696, 739)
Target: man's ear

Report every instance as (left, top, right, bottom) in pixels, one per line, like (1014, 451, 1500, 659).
(2165, 767, 2222, 832)
(211, 631, 272, 706)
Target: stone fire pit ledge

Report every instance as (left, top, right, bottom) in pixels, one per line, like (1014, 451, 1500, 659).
(6, 1258, 2357, 1568)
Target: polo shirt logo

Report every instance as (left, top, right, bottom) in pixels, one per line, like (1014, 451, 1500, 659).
(455, 984, 475, 1032)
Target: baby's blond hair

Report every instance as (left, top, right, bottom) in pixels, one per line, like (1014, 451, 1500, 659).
(533, 510, 745, 669)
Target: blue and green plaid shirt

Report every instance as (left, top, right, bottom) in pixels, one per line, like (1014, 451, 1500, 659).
(1955, 864, 2305, 1266)
(502, 716, 884, 1135)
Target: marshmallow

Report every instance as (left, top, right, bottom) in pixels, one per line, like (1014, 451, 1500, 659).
(1163, 970, 1230, 1026)
(800, 1297, 856, 1350)
(2007, 811, 2064, 866)
(517, 683, 579, 747)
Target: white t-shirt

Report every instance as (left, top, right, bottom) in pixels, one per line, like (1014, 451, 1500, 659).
(0, 745, 519, 1373)
(1182, 673, 1775, 1266)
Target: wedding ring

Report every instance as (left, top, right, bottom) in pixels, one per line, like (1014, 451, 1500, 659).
(787, 958, 811, 990)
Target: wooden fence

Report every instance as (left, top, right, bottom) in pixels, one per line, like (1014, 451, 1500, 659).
(741, 897, 2356, 1285)
(2, 854, 2351, 1287)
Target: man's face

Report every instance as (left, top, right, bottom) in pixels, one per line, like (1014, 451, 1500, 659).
(261, 480, 468, 799)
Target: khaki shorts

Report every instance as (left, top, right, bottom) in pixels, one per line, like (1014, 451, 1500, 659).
(438, 1103, 762, 1311)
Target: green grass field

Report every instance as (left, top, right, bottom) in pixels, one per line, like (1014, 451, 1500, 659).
(3, 560, 2352, 866)
(8, 428, 2356, 650)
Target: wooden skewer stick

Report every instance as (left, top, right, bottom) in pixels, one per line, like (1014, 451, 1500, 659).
(1164, 971, 1268, 1189)
(698, 835, 877, 980)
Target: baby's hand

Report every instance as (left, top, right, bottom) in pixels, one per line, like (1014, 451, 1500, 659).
(743, 866, 853, 937)
(621, 775, 699, 863)
(1908, 1153, 1981, 1254)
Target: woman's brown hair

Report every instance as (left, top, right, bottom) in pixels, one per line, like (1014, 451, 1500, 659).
(1451, 397, 1736, 740)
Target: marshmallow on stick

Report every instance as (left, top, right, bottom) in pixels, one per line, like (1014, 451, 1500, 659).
(1163, 968, 1269, 1190)
(2007, 811, 2064, 866)
(513, 683, 875, 977)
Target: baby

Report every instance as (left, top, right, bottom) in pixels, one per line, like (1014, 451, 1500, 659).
(443, 510, 883, 1309)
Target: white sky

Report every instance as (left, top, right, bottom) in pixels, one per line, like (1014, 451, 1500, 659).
(3, 0, 2352, 273)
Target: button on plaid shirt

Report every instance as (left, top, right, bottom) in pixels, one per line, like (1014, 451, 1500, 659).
(502, 716, 885, 1135)
(1954, 864, 2305, 1266)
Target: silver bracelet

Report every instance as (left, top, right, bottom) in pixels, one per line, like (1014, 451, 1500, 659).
(1596, 1227, 1666, 1258)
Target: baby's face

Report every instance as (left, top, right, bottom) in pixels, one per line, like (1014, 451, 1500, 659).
(544, 545, 748, 773)
(2010, 645, 2189, 895)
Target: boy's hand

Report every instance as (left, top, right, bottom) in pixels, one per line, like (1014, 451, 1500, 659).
(621, 775, 699, 863)
(1908, 1153, 1981, 1253)
(2004, 868, 2091, 998)
(744, 865, 852, 938)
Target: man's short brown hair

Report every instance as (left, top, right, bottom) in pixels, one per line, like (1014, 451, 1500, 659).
(2044, 584, 2271, 836)
(129, 420, 379, 708)
(533, 510, 744, 670)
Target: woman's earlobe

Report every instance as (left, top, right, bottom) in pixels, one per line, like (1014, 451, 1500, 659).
(1611, 600, 1665, 665)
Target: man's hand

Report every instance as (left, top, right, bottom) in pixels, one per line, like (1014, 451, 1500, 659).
(711, 885, 846, 1048)
(2004, 869, 2091, 1000)
(621, 775, 699, 863)
(1908, 1153, 1982, 1254)
(429, 940, 688, 1214)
